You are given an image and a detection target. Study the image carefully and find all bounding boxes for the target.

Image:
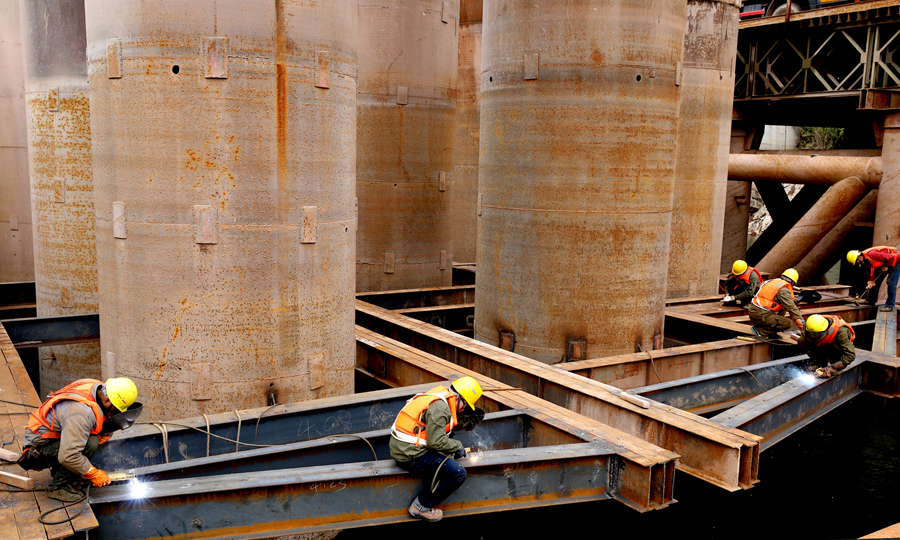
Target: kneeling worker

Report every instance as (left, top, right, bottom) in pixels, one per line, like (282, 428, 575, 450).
(748, 268, 804, 339)
(20, 377, 138, 501)
(798, 314, 855, 379)
(723, 260, 762, 306)
(390, 376, 483, 522)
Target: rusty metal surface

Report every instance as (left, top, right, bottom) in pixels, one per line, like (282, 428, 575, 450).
(459, 0, 482, 24)
(874, 113, 900, 246)
(84, 0, 358, 420)
(450, 21, 481, 264)
(475, 0, 686, 362)
(19, 0, 101, 395)
(0, 0, 34, 284)
(756, 176, 869, 276)
(356, 0, 458, 292)
(728, 154, 883, 186)
(668, 0, 739, 299)
(720, 180, 752, 274)
(794, 190, 878, 284)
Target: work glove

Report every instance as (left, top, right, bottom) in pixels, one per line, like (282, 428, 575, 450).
(722, 295, 734, 303)
(84, 466, 111, 487)
(453, 447, 467, 460)
(795, 319, 804, 329)
(867, 281, 876, 289)
(98, 434, 111, 445)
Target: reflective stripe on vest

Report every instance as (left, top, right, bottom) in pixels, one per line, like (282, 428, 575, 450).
(390, 385, 458, 447)
(736, 267, 762, 286)
(26, 379, 106, 439)
(862, 246, 900, 269)
(816, 315, 856, 345)
(751, 278, 794, 312)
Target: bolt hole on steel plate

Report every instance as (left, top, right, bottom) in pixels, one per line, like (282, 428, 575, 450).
(636, 74, 642, 82)
(172, 65, 180, 74)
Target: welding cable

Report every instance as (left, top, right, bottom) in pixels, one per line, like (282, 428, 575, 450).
(0, 485, 90, 525)
(203, 414, 210, 457)
(233, 410, 242, 453)
(736, 367, 769, 392)
(431, 455, 452, 494)
(637, 345, 663, 384)
(151, 423, 170, 464)
(253, 403, 282, 444)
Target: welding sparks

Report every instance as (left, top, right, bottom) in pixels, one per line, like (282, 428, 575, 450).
(129, 478, 148, 499)
(468, 453, 480, 463)
(797, 373, 816, 386)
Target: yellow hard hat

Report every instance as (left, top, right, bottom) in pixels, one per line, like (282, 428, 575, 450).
(732, 260, 748, 276)
(847, 250, 861, 265)
(782, 268, 799, 284)
(806, 314, 829, 333)
(451, 376, 483, 410)
(105, 377, 137, 412)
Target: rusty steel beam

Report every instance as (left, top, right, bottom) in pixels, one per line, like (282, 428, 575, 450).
(860, 352, 900, 397)
(711, 356, 874, 450)
(756, 177, 869, 276)
(722, 304, 878, 325)
(871, 309, 898, 357)
(739, 0, 900, 29)
(728, 154, 882, 187)
(794, 190, 878, 285)
(357, 302, 760, 491)
(356, 285, 475, 309)
(630, 356, 807, 415)
(556, 339, 781, 390)
(90, 444, 619, 540)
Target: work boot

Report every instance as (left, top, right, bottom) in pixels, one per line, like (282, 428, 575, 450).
(408, 497, 443, 522)
(879, 305, 894, 312)
(46, 485, 84, 503)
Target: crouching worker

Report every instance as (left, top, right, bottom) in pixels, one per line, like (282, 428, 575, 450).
(798, 314, 856, 379)
(748, 268, 804, 339)
(19, 378, 138, 502)
(390, 376, 483, 522)
(722, 260, 761, 307)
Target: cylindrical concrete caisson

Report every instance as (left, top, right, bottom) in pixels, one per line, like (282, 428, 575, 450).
(20, 0, 101, 393)
(0, 0, 34, 283)
(475, 0, 686, 362)
(356, 0, 459, 292)
(667, 0, 739, 298)
(85, 0, 358, 420)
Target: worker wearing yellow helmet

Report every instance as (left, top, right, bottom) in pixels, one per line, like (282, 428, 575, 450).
(20, 378, 139, 502)
(847, 246, 900, 312)
(390, 376, 484, 522)
(798, 314, 856, 379)
(722, 260, 762, 306)
(748, 268, 804, 339)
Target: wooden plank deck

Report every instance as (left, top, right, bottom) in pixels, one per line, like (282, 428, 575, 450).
(0, 323, 98, 539)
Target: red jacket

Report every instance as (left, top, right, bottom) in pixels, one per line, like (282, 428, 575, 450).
(862, 246, 899, 280)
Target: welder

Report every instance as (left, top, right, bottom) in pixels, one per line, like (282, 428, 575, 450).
(748, 268, 804, 339)
(722, 260, 762, 306)
(390, 376, 483, 522)
(798, 314, 855, 379)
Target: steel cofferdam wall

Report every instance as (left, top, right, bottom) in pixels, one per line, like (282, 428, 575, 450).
(356, 0, 458, 292)
(85, 0, 358, 421)
(475, 0, 686, 362)
(667, 0, 739, 299)
(20, 0, 101, 394)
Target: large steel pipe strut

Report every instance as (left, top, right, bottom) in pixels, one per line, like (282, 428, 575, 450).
(357, 301, 760, 491)
(90, 445, 616, 540)
(755, 176, 869, 276)
(728, 154, 882, 187)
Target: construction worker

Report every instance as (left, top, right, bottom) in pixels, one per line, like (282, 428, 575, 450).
(19, 378, 138, 502)
(847, 246, 900, 312)
(748, 268, 804, 339)
(797, 314, 855, 379)
(722, 260, 762, 306)
(390, 376, 483, 522)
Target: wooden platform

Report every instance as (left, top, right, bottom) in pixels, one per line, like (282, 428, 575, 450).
(0, 323, 98, 539)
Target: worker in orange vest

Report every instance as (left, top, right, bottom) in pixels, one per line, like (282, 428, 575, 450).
(18, 378, 138, 502)
(390, 376, 483, 522)
(847, 246, 900, 312)
(748, 268, 804, 339)
(797, 314, 856, 379)
(723, 260, 762, 306)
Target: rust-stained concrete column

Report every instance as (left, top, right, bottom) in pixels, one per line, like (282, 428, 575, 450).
(874, 113, 900, 246)
(356, 0, 459, 291)
(475, 0, 686, 362)
(0, 0, 34, 283)
(20, 0, 100, 394)
(668, 0, 739, 298)
(756, 177, 868, 276)
(795, 190, 877, 284)
(450, 5, 482, 264)
(86, 0, 358, 420)
(720, 126, 754, 274)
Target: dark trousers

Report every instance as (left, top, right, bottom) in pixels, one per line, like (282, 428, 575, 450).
(872, 265, 900, 308)
(29, 435, 99, 490)
(396, 450, 467, 508)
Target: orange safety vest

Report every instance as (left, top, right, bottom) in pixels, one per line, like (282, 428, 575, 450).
(391, 385, 459, 447)
(26, 379, 106, 439)
(751, 278, 794, 312)
(815, 315, 856, 345)
(735, 267, 762, 286)
(862, 246, 900, 269)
